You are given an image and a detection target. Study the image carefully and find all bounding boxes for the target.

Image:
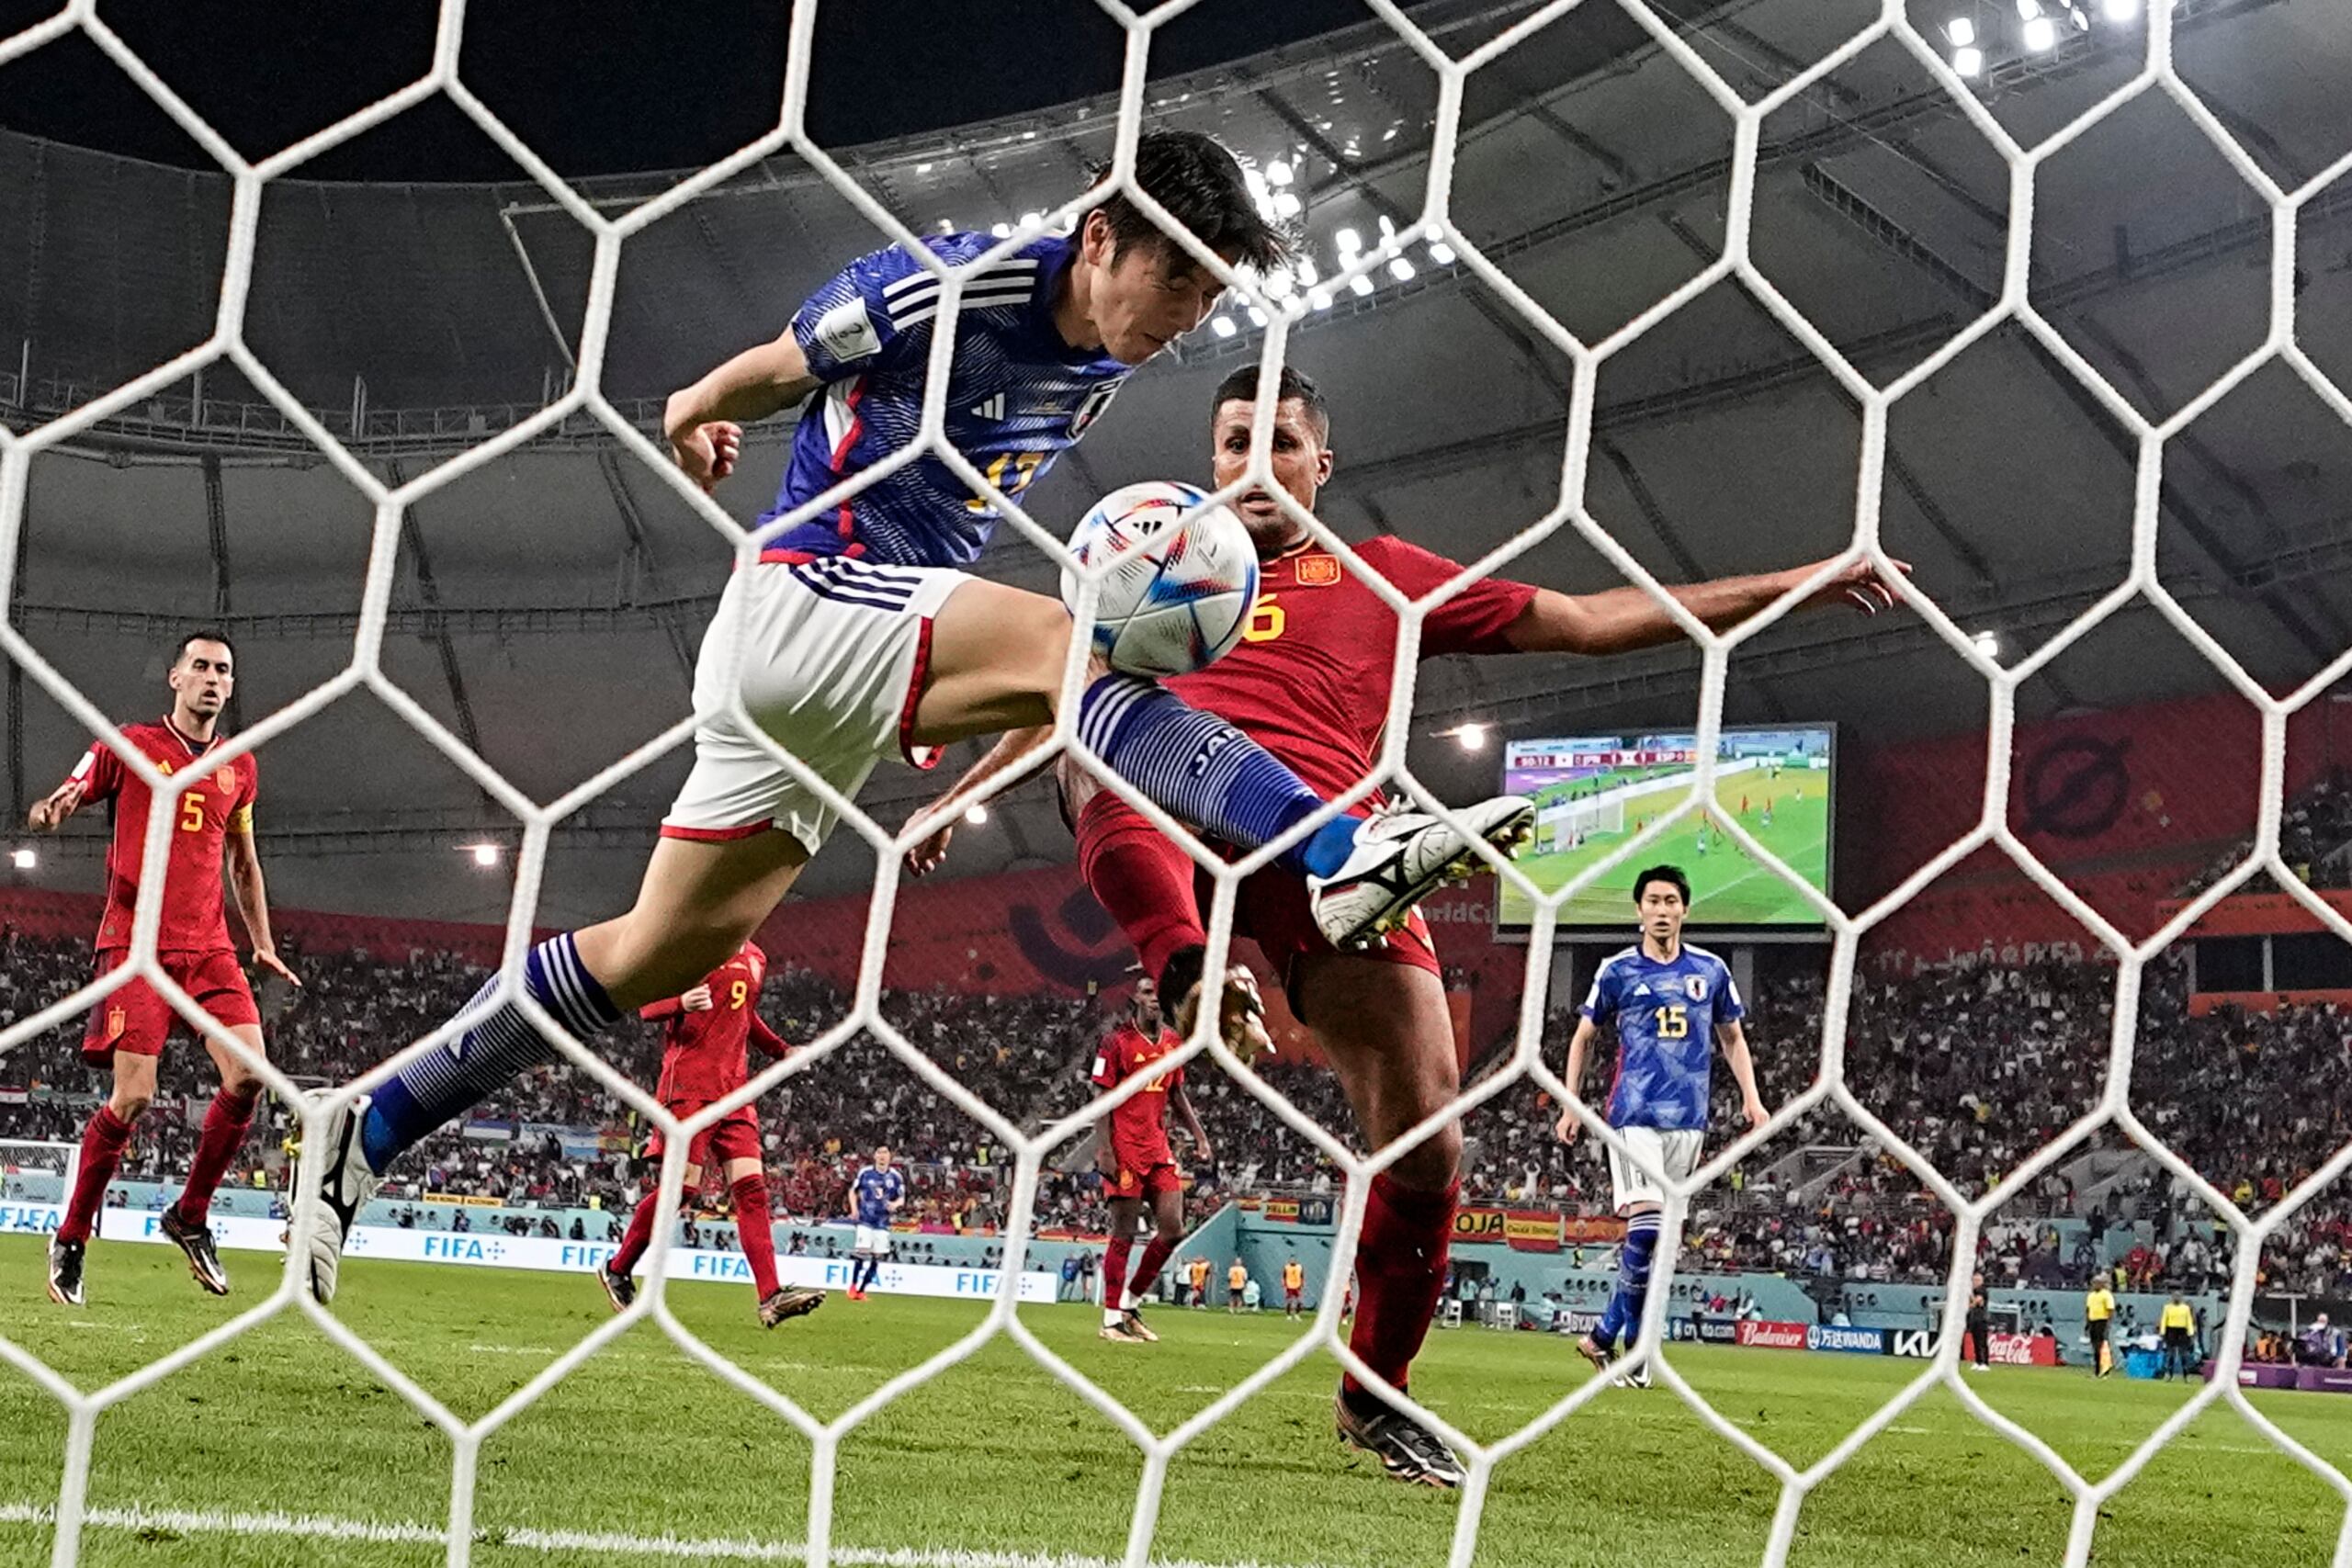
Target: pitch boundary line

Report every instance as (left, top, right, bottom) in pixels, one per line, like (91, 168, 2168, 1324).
(0, 1499, 1349, 1568)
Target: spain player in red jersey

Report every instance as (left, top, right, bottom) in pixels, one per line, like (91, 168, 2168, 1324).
(1091, 974, 1208, 1344)
(598, 940, 822, 1326)
(27, 633, 298, 1306)
(915, 366, 1904, 1484)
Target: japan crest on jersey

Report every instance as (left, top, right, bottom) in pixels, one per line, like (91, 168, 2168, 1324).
(1069, 380, 1122, 437)
(1685, 976, 1708, 1000)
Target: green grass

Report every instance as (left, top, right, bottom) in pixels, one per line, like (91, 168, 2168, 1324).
(1501, 771, 1832, 929)
(2, 1233, 2346, 1566)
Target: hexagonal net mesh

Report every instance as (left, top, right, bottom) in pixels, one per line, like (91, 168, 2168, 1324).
(6, 1, 2352, 1566)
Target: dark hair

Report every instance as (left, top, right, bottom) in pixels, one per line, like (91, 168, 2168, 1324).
(1632, 864, 1690, 905)
(175, 630, 235, 667)
(1085, 130, 1291, 274)
(1210, 364, 1329, 438)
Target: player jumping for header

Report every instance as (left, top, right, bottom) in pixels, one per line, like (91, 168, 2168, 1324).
(1091, 974, 1209, 1343)
(300, 132, 1534, 1303)
(598, 940, 820, 1326)
(911, 367, 1892, 1484)
(28, 633, 300, 1306)
(1556, 865, 1768, 1390)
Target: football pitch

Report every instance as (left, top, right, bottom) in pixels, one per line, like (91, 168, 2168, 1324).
(1, 1235, 2344, 1568)
(1500, 772, 1832, 931)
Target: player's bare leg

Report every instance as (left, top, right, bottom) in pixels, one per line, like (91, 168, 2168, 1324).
(156, 1022, 266, 1296)
(1298, 954, 1469, 1488)
(921, 581, 1531, 951)
(1117, 1184, 1184, 1342)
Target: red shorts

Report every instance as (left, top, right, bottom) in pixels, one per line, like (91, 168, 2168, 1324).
(1227, 863, 1439, 1020)
(82, 948, 260, 1066)
(647, 1100, 762, 1172)
(1106, 1158, 1182, 1201)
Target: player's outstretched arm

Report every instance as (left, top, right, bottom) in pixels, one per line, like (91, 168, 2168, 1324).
(662, 331, 823, 492)
(1502, 558, 1910, 658)
(1174, 1081, 1212, 1167)
(1717, 1021, 1768, 1135)
(748, 1014, 791, 1061)
(227, 814, 299, 987)
(26, 777, 85, 830)
(1555, 1017, 1598, 1144)
(905, 723, 1057, 875)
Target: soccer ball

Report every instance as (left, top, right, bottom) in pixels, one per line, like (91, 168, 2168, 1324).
(1059, 480, 1261, 678)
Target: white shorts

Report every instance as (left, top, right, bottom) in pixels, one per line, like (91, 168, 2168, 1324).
(663, 558, 972, 856)
(1607, 1125, 1703, 1213)
(854, 1224, 893, 1257)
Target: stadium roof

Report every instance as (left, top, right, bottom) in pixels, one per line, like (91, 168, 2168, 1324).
(5, 0, 2352, 916)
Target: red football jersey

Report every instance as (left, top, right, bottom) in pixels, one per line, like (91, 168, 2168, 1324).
(641, 942, 790, 1104)
(69, 718, 257, 954)
(1167, 536, 1536, 802)
(1091, 1021, 1183, 1166)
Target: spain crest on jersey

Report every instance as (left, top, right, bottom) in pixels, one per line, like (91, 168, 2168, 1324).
(215, 766, 237, 793)
(1685, 975, 1708, 1000)
(1295, 554, 1341, 587)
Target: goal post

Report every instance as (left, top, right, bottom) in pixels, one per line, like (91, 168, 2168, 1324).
(0, 1138, 81, 1217)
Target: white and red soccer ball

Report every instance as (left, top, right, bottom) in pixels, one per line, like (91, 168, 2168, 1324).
(1059, 481, 1260, 679)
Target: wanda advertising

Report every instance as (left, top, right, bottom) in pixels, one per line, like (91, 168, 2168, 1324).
(1736, 1319, 1809, 1350)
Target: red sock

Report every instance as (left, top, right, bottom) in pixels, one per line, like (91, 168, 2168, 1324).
(1344, 1175, 1459, 1398)
(1076, 793, 1208, 984)
(729, 1174, 780, 1298)
(609, 1189, 665, 1279)
(174, 1086, 260, 1225)
(1102, 1233, 1134, 1310)
(59, 1105, 135, 1246)
(1126, 1235, 1178, 1309)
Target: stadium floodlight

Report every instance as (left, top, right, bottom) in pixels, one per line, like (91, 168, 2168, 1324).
(466, 843, 501, 868)
(1972, 630, 2002, 659)
(915, 161, 933, 174)
(1335, 226, 1363, 254)
(2022, 14, 2057, 48)
(964, 805, 989, 826)
(1295, 257, 1319, 286)
(1947, 16, 1975, 46)
(989, 221, 1012, 238)
(1247, 305, 1270, 328)
(1272, 190, 1302, 220)
(1428, 239, 1456, 265)
(1953, 45, 1984, 76)
(1454, 723, 1489, 752)
(1349, 274, 1375, 297)
(2102, 0, 2136, 17)
(2017, 0, 2041, 17)
(9, 847, 33, 871)
(1308, 288, 1334, 310)
(1266, 159, 1294, 186)
(1210, 315, 1238, 338)
(1388, 257, 1416, 282)
(2070, 5, 2089, 29)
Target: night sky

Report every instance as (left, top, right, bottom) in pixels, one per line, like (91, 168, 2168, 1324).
(0, 1, 1414, 180)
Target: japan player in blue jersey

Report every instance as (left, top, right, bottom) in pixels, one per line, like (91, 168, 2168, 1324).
(1555, 864, 1767, 1387)
(846, 1146, 907, 1303)
(300, 130, 1538, 1303)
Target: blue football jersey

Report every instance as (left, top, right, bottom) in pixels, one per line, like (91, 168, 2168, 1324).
(764, 231, 1133, 568)
(1580, 943, 1744, 1132)
(852, 1165, 904, 1227)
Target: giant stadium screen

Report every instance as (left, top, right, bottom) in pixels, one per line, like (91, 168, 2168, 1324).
(1497, 727, 1836, 931)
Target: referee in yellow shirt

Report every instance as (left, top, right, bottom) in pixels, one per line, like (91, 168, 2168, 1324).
(2086, 1277, 2117, 1377)
(2160, 1292, 2199, 1381)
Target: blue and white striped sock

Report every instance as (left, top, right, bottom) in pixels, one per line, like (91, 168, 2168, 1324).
(1078, 673, 1359, 878)
(358, 933, 622, 1173)
(1616, 1213, 1665, 1346)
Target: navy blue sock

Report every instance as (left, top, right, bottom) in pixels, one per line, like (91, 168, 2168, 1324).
(1617, 1213, 1663, 1345)
(359, 934, 623, 1173)
(1078, 673, 1360, 879)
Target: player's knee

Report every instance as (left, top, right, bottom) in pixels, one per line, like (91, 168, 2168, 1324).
(111, 1089, 153, 1122)
(1385, 1122, 1462, 1191)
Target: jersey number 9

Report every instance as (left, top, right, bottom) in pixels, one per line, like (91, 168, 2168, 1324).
(729, 980, 749, 1010)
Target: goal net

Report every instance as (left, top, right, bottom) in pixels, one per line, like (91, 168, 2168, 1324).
(0, 1140, 78, 1213)
(0, 3, 2344, 1567)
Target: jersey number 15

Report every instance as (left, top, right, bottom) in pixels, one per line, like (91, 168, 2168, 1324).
(1653, 1003, 1689, 1039)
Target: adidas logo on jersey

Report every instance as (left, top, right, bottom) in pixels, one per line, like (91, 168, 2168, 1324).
(969, 393, 1007, 421)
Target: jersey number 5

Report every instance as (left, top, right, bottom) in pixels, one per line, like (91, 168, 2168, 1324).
(1654, 1003, 1689, 1039)
(179, 792, 206, 832)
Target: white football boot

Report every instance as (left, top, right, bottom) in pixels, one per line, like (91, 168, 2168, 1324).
(300, 1089, 381, 1305)
(1308, 795, 1534, 950)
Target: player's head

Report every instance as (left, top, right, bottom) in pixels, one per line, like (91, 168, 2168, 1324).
(1130, 974, 1162, 1032)
(1210, 364, 1332, 549)
(1632, 864, 1690, 945)
(1078, 130, 1290, 366)
(169, 631, 235, 721)
(874, 1145, 892, 1168)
